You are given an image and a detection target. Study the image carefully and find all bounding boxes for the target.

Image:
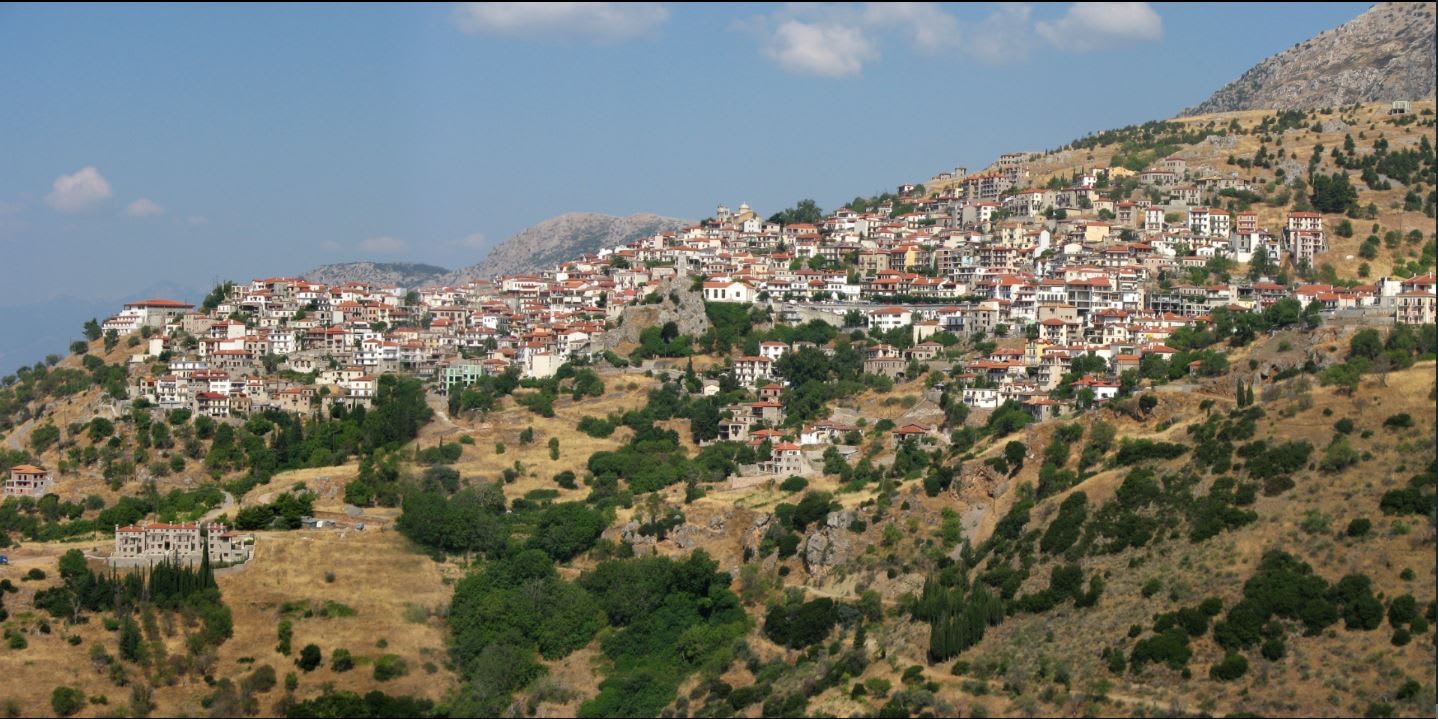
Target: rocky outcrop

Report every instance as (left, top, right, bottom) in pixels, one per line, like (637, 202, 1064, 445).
(443, 212, 690, 282)
(303, 213, 690, 289)
(803, 511, 857, 575)
(1183, 2, 1435, 116)
(597, 275, 711, 351)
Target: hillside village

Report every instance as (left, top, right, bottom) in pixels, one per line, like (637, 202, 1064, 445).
(0, 101, 1434, 719)
(78, 102, 1436, 435)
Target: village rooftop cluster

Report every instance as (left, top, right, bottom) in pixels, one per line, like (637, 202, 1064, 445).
(97, 152, 1435, 424)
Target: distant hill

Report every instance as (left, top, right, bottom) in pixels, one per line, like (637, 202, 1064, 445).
(300, 262, 451, 288)
(1183, 2, 1435, 116)
(438, 212, 690, 284)
(302, 213, 690, 289)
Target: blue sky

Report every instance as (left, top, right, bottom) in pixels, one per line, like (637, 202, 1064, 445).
(0, 1, 1370, 313)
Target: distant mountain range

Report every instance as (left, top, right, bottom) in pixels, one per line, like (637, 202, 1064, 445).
(304, 212, 690, 289)
(1183, 2, 1435, 116)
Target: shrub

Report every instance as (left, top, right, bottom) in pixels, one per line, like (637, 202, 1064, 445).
(1383, 413, 1414, 429)
(331, 648, 354, 672)
(297, 644, 322, 672)
(578, 416, 616, 438)
(277, 619, 293, 655)
(1129, 628, 1191, 672)
(1209, 653, 1248, 681)
(763, 599, 838, 649)
(242, 665, 277, 694)
(779, 476, 808, 493)
(1141, 579, 1162, 599)
(1387, 595, 1417, 627)
(52, 687, 85, 717)
(1346, 518, 1372, 537)
(1039, 492, 1087, 555)
(373, 654, 408, 681)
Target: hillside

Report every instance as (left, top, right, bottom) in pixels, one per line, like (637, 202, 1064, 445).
(1184, 2, 1436, 116)
(439, 212, 691, 283)
(995, 100, 1436, 281)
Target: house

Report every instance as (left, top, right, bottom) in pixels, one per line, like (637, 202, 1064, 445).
(732, 356, 773, 384)
(905, 341, 944, 362)
(761, 443, 810, 476)
(800, 421, 860, 446)
(5, 464, 54, 498)
(868, 307, 913, 332)
(890, 424, 934, 445)
(758, 341, 788, 362)
(1071, 374, 1120, 401)
(703, 280, 755, 303)
(863, 344, 907, 379)
(758, 383, 784, 402)
(1395, 281, 1436, 325)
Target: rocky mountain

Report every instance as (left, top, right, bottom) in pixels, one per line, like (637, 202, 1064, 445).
(1183, 2, 1435, 116)
(303, 213, 690, 289)
(440, 212, 690, 283)
(300, 261, 450, 288)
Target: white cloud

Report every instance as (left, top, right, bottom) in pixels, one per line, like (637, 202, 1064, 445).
(125, 198, 165, 218)
(965, 3, 1035, 64)
(452, 3, 668, 42)
(861, 2, 959, 54)
(358, 236, 407, 255)
(766, 19, 878, 78)
(321, 240, 344, 253)
(45, 166, 113, 213)
(1035, 2, 1162, 51)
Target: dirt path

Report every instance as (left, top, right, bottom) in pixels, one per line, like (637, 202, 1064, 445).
(5, 417, 35, 451)
(198, 491, 236, 524)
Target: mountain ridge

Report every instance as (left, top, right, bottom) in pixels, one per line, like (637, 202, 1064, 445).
(1183, 2, 1436, 116)
(304, 212, 691, 288)
(437, 211, 691, 284)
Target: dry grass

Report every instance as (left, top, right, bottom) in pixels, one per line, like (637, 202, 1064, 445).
(0, 527, 456, 717)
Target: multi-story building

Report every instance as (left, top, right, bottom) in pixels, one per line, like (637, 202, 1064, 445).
(1283, 212, 1326, 265)
(112, 522, 253, 565)
(4, 464, 54, 498)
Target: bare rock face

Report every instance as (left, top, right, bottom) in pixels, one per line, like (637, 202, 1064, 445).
(803, 511, 856, 575)
(744, 513, 773, 556)
(443, 212, 691, 282)
(1183, 2, 1435, 116)
(598, 275, 711, 351)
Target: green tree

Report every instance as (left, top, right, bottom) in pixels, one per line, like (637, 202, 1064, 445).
(297, 644, 322, 672)
(769, 199, 824, 225)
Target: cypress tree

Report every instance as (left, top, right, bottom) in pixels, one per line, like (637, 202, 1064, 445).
(199, 531, 215, 589)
